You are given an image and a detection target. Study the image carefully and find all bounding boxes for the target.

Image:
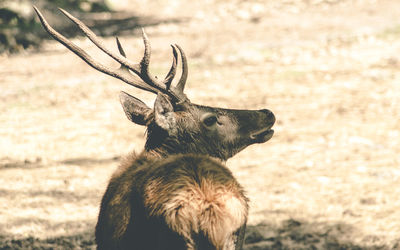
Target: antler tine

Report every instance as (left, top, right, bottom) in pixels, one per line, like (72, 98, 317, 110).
(115, 37, 130, 73)
(175, 44, 188, 93)
(33, 6, 158, 94)
(116, 37, 127, 58)
(163, 45, 178, 90)
(115, 37, 137, 73)
(140, 29, 182, 101)
(140, 28, 177, 92)
(139, 29, 167, 91)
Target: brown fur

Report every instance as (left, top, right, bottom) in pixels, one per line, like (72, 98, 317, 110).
(96, 152, 248, 250)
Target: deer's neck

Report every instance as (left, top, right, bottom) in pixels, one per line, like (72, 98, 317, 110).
(144, 128, 192, 157)
(145, 140, 232, 161)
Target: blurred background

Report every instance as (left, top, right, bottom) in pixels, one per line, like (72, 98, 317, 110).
(1, 0, 399, 249)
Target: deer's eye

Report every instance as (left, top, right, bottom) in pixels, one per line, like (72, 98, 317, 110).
(202, 114, 218, 127)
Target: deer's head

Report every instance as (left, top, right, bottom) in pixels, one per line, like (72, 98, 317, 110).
(34, 7, 275, 161)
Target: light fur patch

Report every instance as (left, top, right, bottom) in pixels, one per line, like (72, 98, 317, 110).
(145, 178, 247, 249)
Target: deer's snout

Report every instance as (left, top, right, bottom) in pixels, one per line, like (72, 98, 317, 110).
(259, 109, 275, 127)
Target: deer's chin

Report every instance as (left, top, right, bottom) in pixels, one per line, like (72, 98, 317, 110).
(250, 129, 274, 143)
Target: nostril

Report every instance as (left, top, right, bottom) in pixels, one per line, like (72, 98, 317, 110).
(259, 109, 275, 124)
(269, 112, 276, 124)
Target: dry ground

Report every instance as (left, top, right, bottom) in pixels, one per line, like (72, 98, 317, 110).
(1, 0, 400, 249)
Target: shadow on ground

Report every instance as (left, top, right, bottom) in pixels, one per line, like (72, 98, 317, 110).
(243, 219, 391, 250)
(0, 231, 95, 250)
(0, 156, 121, 169)
(0, 219, 394, 249)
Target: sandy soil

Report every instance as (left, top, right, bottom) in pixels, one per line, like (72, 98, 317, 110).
(1, 0, 400, 249)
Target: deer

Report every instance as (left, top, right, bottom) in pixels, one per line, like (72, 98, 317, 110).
(34, 6, 275, 250)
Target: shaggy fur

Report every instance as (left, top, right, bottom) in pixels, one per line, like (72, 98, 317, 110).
(96, 152, 248, 250)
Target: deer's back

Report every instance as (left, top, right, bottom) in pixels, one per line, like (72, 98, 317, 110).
(96, 153, 248, 250)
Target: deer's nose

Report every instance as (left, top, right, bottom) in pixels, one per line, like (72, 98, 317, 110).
(259, 109, 276, 125)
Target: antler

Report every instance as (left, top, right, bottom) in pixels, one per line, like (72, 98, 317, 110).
(33, 6, 188, 103)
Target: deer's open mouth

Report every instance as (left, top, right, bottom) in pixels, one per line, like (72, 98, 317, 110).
(250, 128, 274, 143)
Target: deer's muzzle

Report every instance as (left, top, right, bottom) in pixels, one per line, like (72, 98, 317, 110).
(250, 128, 274, 143)
(249, 109, 275, 143)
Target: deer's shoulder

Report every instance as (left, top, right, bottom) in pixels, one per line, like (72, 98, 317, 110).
(117, 152, 234, 182)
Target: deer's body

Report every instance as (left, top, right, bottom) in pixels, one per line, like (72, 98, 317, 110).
(96, 152, 248, 250)
(34, 7, 275, 250)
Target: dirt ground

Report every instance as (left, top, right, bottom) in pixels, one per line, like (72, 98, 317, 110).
(1, 0, 400, 249)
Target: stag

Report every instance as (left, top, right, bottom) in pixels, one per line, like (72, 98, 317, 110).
(34, 7, 275, 250)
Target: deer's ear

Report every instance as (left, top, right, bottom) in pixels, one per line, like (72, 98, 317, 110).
(154, 93, 176, 132)
(119, 91, 151, 126)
